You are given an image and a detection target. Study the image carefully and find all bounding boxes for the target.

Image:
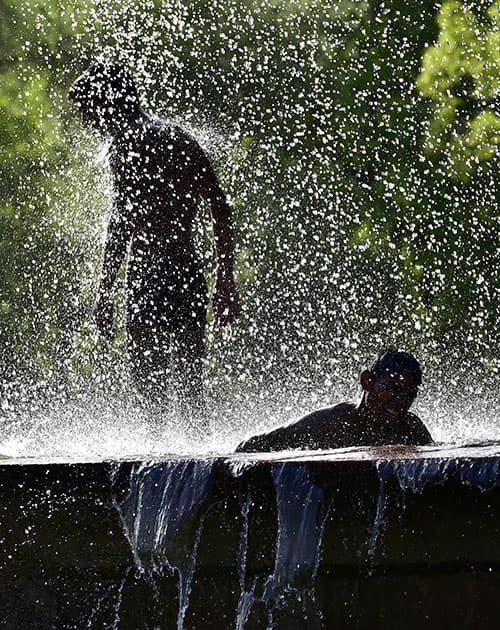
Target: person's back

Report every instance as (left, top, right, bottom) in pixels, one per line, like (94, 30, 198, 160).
(109, 115, 216, 348)
(236, 349, 433, 452)
(109, 115, 213, 246)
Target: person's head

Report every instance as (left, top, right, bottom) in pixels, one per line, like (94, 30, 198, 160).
(359, 349, 422, 421)
(68, 62, 139, 134)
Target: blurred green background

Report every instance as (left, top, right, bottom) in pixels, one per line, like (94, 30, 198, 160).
(0, 0, 498, 411)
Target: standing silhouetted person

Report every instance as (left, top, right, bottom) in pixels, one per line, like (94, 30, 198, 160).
(68, 62, 240, 410)
(237, 349, 432, 451)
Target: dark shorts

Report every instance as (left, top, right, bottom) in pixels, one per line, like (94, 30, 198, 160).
(126, 252, 208, 335)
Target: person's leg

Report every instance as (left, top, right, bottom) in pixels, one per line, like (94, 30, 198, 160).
(126, 253, 174, 409)
(171, 319, 206, 413)
(170, 258, 208, 420)
(127, 322, 172, 405)
(127, 253, 208, 418)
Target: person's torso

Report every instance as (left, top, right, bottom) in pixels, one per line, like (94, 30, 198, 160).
(293, 404, 429, 449)
(109, 116, 205, 250)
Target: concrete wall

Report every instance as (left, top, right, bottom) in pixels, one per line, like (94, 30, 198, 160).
(0, 445, 499, 628)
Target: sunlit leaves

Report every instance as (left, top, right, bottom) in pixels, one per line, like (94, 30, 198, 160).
(418, 0, 500, 179)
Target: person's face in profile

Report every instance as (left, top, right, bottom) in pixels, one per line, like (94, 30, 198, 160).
(362, 369, 419, 421)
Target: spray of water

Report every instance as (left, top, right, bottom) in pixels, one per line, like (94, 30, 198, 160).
(1, 0, 499, 458)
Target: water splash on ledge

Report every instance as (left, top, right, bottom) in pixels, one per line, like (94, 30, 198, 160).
(101, 444, 500, 626)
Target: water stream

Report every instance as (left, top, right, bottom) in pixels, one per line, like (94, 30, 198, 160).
(111, 459, 216, 628)
(107, 447, 500, 626)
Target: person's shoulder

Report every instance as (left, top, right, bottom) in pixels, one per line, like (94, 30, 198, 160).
(235, 408, 331, 453)
(403, 412, 433, 445)
(122, 117, 196, 160)
(235, 403, 357, 453)
(285, 402, 357, 450)
(157, 120, 208, 161)
(332, 401, 357, 416)
(136, 115, 174, 143)
(287, 403, 356, 442)
(297, 402, 356, 425)
(405, 411, 426, 429)
(150, 118, 198, 145)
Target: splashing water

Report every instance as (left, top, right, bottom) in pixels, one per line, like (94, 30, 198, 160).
(1, 0, 499, 457)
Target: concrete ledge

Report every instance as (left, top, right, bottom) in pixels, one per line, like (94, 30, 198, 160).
(0, 444, 499, 628)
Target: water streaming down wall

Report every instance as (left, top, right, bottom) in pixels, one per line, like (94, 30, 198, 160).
(110, 458, 336, 628)
(376, 454, 500, 493)
(365, 453, 500, 564)
(108, 447, 500, 627)
(235, 462, 334, 628)
(1, 446, 500, 628)
(111, 460, 216, 629)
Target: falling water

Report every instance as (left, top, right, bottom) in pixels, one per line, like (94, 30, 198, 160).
(111, 459, 215, 628)
(364, 452, 500, 564)
(376, 455, 500, 494)
(235, 493, 255, 630)
(265, 464, 333, 599)
(234, 462, 334, 628)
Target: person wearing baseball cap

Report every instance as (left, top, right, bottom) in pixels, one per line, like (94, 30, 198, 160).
(237, 349, 432, 452)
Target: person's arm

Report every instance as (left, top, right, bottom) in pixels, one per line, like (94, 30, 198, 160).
(236, 425, 295, 453)
(93, 194, 135, 338)
(198, 153, 240, 325)
(235, 411, 334, 453)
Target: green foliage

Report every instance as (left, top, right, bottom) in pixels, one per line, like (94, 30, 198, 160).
(0, 0, 498, 397)
(417, 0, 500, 179)
(0, 0, 96, 383)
